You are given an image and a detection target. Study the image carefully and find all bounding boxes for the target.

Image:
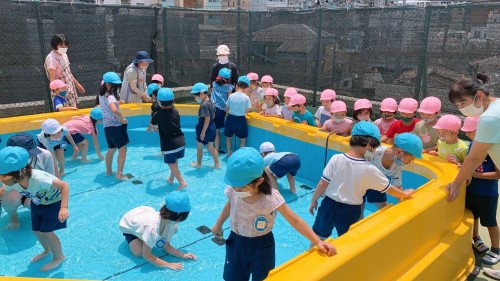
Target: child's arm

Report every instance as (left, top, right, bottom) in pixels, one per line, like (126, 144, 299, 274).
(51, 178, 69, 223)
(50, 151, 61, 179)
(319, 122, 330, 132)
(385, 185, 413, 199)
(211, 201, 231, 237)
(200, 116, 210, 141)
(64, 134, 79, 155)
(57, 106, 78, 111)
(315, 118, 321, 127)
(91, 134, 104, 160)
(277, 203, 336, 256)
(309, 179, 329, 216)
(109, 102, 127, 124)
(472, 165, 500, 180)
(141, 243, 183, 270)
(163, 242, 196, 260)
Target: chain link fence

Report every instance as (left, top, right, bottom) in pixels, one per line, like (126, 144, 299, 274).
(1, 1, 500, 117)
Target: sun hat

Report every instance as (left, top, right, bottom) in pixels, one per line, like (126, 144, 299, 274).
(433, 114, 462, 132)
(320, 89, 336, 101)
(90, 107, 103, 121)
(351, 121, 381, 141)
(237, 76, 250, 87)
(0, 146, 30, 174)
(247, 72, 259, 81)
(224, 147, 265, 187)
(394, 133, 423, 159)
(151, 74, 164, 83)
(132, 51, 153, 64)
(102, 72, 122, 84)
(259, 142, 276, 153)
(218, 68, 231, 79)
(41, 119, 63, 135)
(49, 79, 66, 90)
(288, 94, 306, 106)
(330, 101, 347, 113)
(165, 191, 191, 213)
(6, 133, 42, 157)
(380, 98, 398, 112)
(261, 75, 273, 84)
(398, 98, 419, 114)
(264, 88, 279, 97)
(147, 83, 161, 96)
(191, 83, 209, 94)
(461, 116, 479, 132)
(354, 99, 372, 111)
(216, 45, 230, 56)
(284, 87, 298, 98)
(157, 88, 174, 102)
(418, 96, 441, 114)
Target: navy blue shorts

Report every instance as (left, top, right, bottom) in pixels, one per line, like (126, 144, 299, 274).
(364, 189, 387, 203)
(104, 124, 129, 149)
(196, 119, 216, 145)
(31, 200, 67, 232)
(224, 115, 248, 139)
(312, 196, 361, 237)
(163, 148, 185, 164)
(123, 233, 139, 244)
(215, 108, 226, 129)
(63, 133, 85, 145)
(269, 154, 301, 178)
(224, 231, 275, 281)
(466, 190, 498, 227)
(38, 141, 65, 152)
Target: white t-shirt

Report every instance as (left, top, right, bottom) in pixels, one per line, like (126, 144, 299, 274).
(226, 186, 285, 238)
(32, 148, 55, 175)
(322, 153, 390, 205)
(119, 206, 177, 249)
(314, 106, 331, 126)
(476, 99, 500, 167)
(5, 169, 60, 205)
(37, 128, 70, 152)
(368, 146, 402, 187)
(262, 104, 282, 116)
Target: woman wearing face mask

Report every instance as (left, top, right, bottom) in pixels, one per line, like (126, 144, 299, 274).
(209, 45, 239, 90)
(120, 51, 154, 104)
(412, 96, 441, 153)
(49, 79, 78, 112)
(44, 34, 85, 108)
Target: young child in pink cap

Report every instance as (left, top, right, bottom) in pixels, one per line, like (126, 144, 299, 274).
(50, 79, 78, 112)
(247, 72, 264, 112)
(381, 98, 420, 144)
(352, 98, 373, 124)
(320, 101, 352, 136)
(282, 87, 297, 121)
(374, 97, 398, 136)
(260, 88, 282, 118)
(289, 94, 316, 126)
(412, 96, 441, 153)
(260, 75, 273, 92)
(151, 74, 164, 87)
(428, 114, 468, 163)
(314, 89, 336, 127)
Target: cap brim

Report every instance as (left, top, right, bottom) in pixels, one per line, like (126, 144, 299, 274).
(224, 174, 252, 188)
(132, 59, 154, 63)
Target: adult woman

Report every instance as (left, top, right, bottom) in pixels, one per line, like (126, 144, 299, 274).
(209, 45, 239, 89)
(44, 34, 85, 108)
(120, 51, 153, 104)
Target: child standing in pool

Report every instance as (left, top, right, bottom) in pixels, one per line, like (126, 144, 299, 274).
(212, 147, 336, 281)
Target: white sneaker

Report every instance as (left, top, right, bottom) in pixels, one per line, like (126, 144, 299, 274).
(482, 250, 500, 265)
(483, 268, 500, 280)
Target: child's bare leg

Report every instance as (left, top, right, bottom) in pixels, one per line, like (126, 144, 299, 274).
(240, 137, 246, 149)
(32, 231, 51, 262)
(207, 142, 220, 168)
(129, 239, 143, 257)
(287, 173, 296, 194)
(40, 232, 65, 272)
(375, 202, 388, 209)
(360, 202, 365, 220)
(79, 139, 90, 162)
(226, 137, 232, 157)
(105, 148, 116, 176)
(215, 129, 221, 152)
(116, 145, 128, 180)
(169, 161, 187, 190)
(489, 225, 500, 249)
(190, 142, 203, 168)
(473, 219, 479, 238)
(3, 190, 23, 230)
(55, 148, 65, 177)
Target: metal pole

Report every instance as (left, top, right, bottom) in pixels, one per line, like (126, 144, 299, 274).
(414, 6, 432, 99)
(162, 8, 169, 85)
(34, 1, 52, 112)
(312, 8, 323, 106)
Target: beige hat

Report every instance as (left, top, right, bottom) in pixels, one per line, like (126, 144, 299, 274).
(216, 45, 230, 55)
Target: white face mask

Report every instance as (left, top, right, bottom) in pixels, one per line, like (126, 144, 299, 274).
(364, 150, 374, 160)
(195, 97, 202, 104)
(332, 117, 345, 124)
(218, 55, 229, 64)
(140, 65, 148, 71)
(459, 95, 484, 117)
(422, 116, 438, 123)
(57, 48, 68, 55)
(357, 115, 370, 121)
(234, 191, 252, 198)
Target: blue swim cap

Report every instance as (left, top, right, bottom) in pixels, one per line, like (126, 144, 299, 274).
(237, 76, 251, 87)
(224, 147, 265, 187)
(165, 191, 191, 213)
(351, 121, 381, 142)
(218, 68, 231, 79)
(102, 72, 122, 84)
(147, 83, 161, 96)
(157, 88, 174, 102)
(191, 83, 209, 94)
(90, 107, 103, 121)
(0, 146, 29, 174)
(394, 133, 423, 159)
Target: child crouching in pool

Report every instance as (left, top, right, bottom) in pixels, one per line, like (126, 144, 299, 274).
(0, 147, 69, 272)
(211, 147, 336, 281)
(119, 191, 196, 271)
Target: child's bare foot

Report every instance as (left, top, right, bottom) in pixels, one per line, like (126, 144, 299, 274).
(31, 250, 51, 263)
(146, 127, 152, 132)
(116, 174, 130, 181)
(59, 171, 65, 177)
(4, 221, 20, 230)
(105, 171, 114, 176)
(290, 187, 297, 194)
(70, 156, 78, 161)
(80, 159, 92, 163)
(40, 256, 65, 272)
(176, 182, 188, 190)
(190, 162, 201, 168)
(167, 178, 174, 184)
(213, 164, 221, 169)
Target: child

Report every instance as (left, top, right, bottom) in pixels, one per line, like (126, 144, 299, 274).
(412, 96, 441, 153)
(151, 88, 187, 190)
(119, 191, 196, 270)
(429, 114, 468, 164)
(259, 142, 301, 194)
(37, 118, 79, 179)
(0, 146, 69, 272)
(282, 87, 297, 121)
(189, 82, 220, 169)
(247, 72, 264, 112)
(50, 79, 78, 112)
(460, 117, 500, 265)
(99, 72, 130, 181)
(62, 107, 104, 162)
(309, 121, 414, 238)
(211, 147, 336, 281)
(315, 89, 336, 127)
(352, 98, 373, 125)
(151, 74, 164, 87)
(260, 88, 282, 118)
(289, 94, 317, 126)
(211, 68, 235, 154)
(260, 75, 273, 92)
(381, 98, 420, 144)
(146, 83, 162, 132)
(374, 97, 398, 136)
(364, 133, 423, 211)
(224, 76, 251, 157)
(320, 101, 352, 136)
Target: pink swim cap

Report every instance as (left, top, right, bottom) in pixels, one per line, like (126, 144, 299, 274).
(49, 79, 67, 90)
(433, 114, 462, 132)
(398, 98, 418, 114)
(261, 75, 273, 84)
(289, 94, 306, 106)
(247, 72, 259, 81)
(461, 117, 479, 132)
(264, 88, 279, 97)
(418, 96, 441, 114)
(151, 74, 164, 83)
(380, 98, 398, 112)
(330, 101, 347, 113)
(284, 87, 298, 98)
(320, 89, 336, 101)
(354, 99, 372, 111)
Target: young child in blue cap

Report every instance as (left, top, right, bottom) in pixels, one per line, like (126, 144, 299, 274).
(119, 191, 196, 270)
(0, 146, 69, 272)
(146, 83, 162, 132)
(259, 141, 301, 194)
(151, 88, 187, 190)
(190, 82, 220, 169)
(224, 75, 252, 157)
(212, 147, 336, 281)
(309, 121, 414, 238)
(363, 132, 423, 212)
(211, 67, 235, 154)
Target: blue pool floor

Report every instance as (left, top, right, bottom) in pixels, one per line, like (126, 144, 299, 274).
(0, 144, 405, 280)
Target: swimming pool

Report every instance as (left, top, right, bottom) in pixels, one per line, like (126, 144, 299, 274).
(0, 104, 473, 280)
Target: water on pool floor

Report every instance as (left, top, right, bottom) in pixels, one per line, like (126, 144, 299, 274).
(0, 145, 375, 280)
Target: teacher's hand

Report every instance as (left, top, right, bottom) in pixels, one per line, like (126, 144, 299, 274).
(76, 83, 85, 94)
(446, 182, 460, 202)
